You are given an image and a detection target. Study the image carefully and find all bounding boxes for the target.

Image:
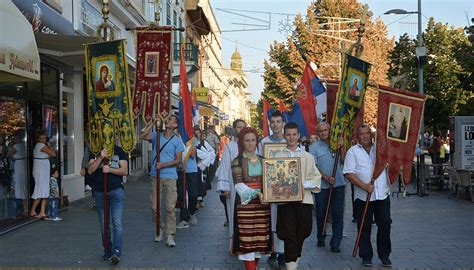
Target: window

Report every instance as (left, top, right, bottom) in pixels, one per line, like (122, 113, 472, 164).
(166, 0, 171, 25)
(62, 91, 74, 176)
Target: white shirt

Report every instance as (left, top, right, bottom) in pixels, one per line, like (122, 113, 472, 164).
(216, 139, 239, 192)
(343, 143, 390, 201)
(257, 135, 286, 156)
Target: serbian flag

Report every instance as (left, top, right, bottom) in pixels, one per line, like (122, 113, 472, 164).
(311, 76, 327, 122)
(295, 63, 319, 135)
(263, 100, 271, 137)
(373, 86, 427, 185)
(178, 40, 195, 165)
(278, 99, 290, 123)
(288, 101, 309, 137)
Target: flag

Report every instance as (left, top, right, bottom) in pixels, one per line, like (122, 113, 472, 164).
(325, 80, 339, 125)
(278, 99, 290, 123)
(132, 27, 173, 123)
(85, 39, 136, 157)
(288, 101, 309, 137)
(263, 100, 271, 137)
(295, 63, 319, 135)
(311, 76, 327, 122)
(373, 86, 426, 184)
(329, 54, 371, 153)
(178, 40, 195, 164)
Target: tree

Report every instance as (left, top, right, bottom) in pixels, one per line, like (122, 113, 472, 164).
(261, 0, 394, 126)
(388, 18, 473, 130)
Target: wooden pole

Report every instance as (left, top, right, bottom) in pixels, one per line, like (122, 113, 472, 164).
(352, 180, 374, 257)
(322, 146, 341, 235)
(156, 120, 161, 238)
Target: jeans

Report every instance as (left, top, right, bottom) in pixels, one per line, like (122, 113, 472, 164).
(354, 197, 392, 261)
(95, 187, 125, 257)
(314, 186, 345, 248)
(177, 171, 199, 221)
(47, 198, 59, 218)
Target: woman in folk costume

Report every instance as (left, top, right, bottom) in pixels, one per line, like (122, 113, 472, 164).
(231, 127, 272, 270)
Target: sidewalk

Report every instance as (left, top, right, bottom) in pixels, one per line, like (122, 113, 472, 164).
(0, 178, 473, 269)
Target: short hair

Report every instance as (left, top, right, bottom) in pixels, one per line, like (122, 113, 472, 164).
(232, 119, 246, 129)
(316, 122, 330, 131)
(270, 111, 284, 121)
(357, 124, 370, 134)
(169, 115, 179, 128)
(51, 167, 58, 176)
(284, 122, 300, 133)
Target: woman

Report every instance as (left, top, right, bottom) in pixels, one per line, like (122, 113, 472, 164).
(195, 128, 216, 208)
(231, 127, 271, 270)
(30, 131, 56, 218)
(95, 65, 115, 92)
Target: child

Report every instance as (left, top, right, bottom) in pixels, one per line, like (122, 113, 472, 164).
(46, 168, 62, 221)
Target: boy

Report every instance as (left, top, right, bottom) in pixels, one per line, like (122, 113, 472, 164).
(46, 168, 62, 221)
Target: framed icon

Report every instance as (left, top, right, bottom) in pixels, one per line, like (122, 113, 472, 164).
(263, 143, 287, 159)
(387, 102, 412, 143)
(262, 157, 303, 203)
(144, 51, 159, 77)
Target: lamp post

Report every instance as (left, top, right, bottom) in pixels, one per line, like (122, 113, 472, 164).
(385, 0, 427, 196)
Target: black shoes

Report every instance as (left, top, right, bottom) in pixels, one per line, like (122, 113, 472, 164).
(330, 247, 341, 253)
(362, 259, 372, 267)
(317, 240, 325, 247)
(381, 257, 392, 267)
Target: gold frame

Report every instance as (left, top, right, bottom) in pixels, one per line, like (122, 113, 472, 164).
(262, 157, 303, 203)
(263, 143, 287, 159)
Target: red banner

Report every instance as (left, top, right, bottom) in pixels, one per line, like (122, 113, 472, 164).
(325, 80, 339, 125)
(373, 86, 426, 184)
(133, 27, 173, 123)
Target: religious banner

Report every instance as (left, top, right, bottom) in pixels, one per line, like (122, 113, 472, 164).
(373, 86, 426, 185)
(329, 54, 371, 153)
(85, 39, 136, 157)
(132, 27, 173, 123)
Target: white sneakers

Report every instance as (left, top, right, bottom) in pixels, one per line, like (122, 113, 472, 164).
(189, 214, 197, 225)
(85, 185, 92, 191)
(176, 220, 189, 229)
(166, 235, 176, 247)
(154, 229, 164, 242)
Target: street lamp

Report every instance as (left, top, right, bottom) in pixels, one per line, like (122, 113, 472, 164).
(385, 0, 428, 195)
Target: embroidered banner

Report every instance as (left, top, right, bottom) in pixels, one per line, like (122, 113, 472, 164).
(329, 54, 371, 153)
(373, 86, 426, 184)
(132, 27, 173, 123)
(84, 39, 136, 157)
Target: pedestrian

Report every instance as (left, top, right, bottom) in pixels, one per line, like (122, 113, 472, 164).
(309, 122, 345, 253)
(205, 125, 220, 181)
(273, 122, 321, 270)
(216, 119, 246, 239)
(343, 124, 392, 267)
(309, 134, 318, 146)
(46, 168, 62, 221)
(231, 127, 272, 270)
(195, 128, 216, 208)
(139, 116, 183, 247)
(176, 128, 199, 229)
(88, 144, 128, 265)
(256, 111, 286, 269)
(30, 130, 56, 219)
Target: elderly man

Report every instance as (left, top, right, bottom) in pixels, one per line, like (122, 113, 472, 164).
(343, 124, 392, 267)
(309, 122, 346, 253)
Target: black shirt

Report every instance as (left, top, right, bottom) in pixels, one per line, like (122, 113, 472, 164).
(90, 146, 128, 192)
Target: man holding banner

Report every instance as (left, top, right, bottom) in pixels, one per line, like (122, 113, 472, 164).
(343, 124, 392, 268)
(140, 116, 183, 247)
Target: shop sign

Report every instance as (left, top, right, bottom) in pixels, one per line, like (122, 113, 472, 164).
(199, 106, 213, 117)
(461, 124, 474, 170)
(192, 87, 209, 103)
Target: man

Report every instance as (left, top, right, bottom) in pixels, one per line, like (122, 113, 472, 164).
(309, 122, 346, 253)
(274, 122, 321, 270)
(205, 125, 220, 181)
(88, 144, 128, 265)
(216, 119, 246, 246)
(343, 124, 392, 267)
(256, 111, 286, 269)
(140, 115, 184, 247)
(176, 131, 199, 229)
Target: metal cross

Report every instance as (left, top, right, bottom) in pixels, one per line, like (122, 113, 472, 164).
(357, 4, 373, 24)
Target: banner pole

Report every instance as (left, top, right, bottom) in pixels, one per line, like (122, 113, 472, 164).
(322, 146, 340, 235)
(156, 120, 161, 238)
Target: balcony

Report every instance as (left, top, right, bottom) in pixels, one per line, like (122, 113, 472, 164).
(173, 42, 199, 63)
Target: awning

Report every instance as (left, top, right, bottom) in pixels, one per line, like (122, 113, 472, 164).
(35, 33, 97, 67)
(0, 1, 40, 82)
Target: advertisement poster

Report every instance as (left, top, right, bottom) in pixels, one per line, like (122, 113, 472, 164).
(461, 124, 474, 170)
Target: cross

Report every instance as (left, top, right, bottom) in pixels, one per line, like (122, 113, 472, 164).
(335, 45, 351, 55)
(357, 4, 373, 25)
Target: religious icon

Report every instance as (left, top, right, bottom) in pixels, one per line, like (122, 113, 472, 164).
(144, 51, 159, 77)
(348, 74, 362, 101)
(387, 103, 412, 143)
(95, 64, 115, 92)
(262, 158, 303, 203)
(263, 143, 287, 159)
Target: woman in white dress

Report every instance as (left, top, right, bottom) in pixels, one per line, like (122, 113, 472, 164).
(7, 134, 28, 215)
(30, 131, 56, 218)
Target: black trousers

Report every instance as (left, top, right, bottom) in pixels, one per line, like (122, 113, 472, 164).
(177, 171, 199, 221)
(354, 197, 392, 261)
(277, 202, 313, 262)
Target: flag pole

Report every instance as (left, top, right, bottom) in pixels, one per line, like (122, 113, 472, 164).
(156, 119, 162, 239)
(322, 146, 340, 235)
(103, 157, 109, 251)
(352, 180, 374, 257)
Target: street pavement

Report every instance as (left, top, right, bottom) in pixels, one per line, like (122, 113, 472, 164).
(0, 177, 473, 269)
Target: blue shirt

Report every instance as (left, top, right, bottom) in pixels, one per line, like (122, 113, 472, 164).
(149, 132, 184, 179)
(308, 140, 346, 189)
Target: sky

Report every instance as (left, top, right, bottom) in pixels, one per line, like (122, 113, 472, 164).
(212, 0, 474, 102)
